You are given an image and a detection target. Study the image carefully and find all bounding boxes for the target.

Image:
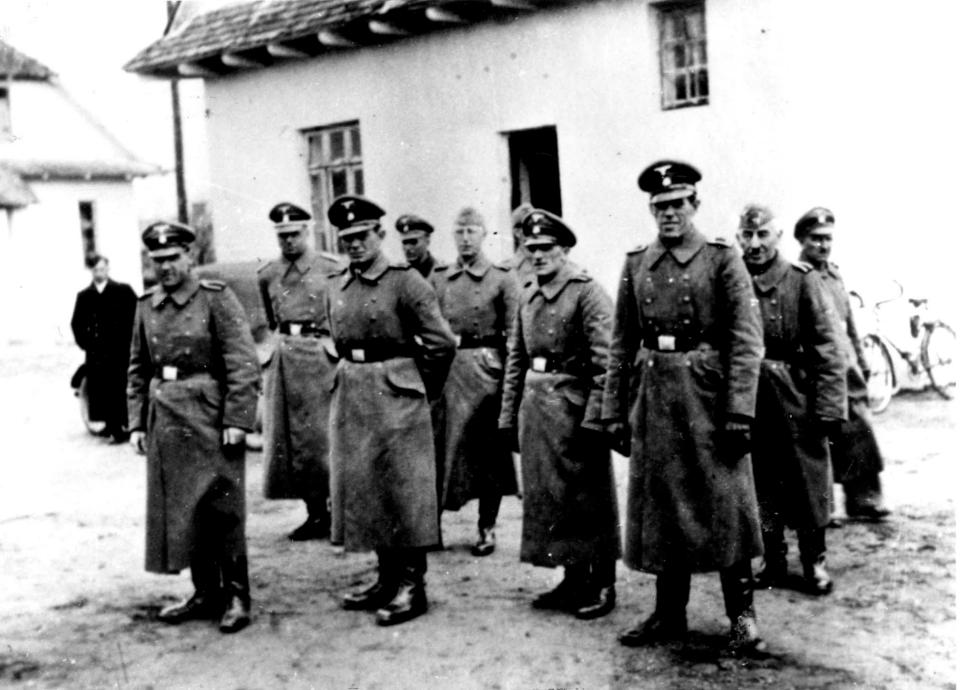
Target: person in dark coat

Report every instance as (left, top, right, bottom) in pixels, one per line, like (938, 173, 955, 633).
(325, 195, 457, 626)
(258, 202, 342, 541)
(434, 207, 519, 556)
(396, 213, 444, 281)
(737, 204, 847, 595)
(127, 222, 260, 634)
(70, 254, 137, 441)
(602, 161, 766, 653)
(796, 208, 890, 522)
(499, 208, 620, 620)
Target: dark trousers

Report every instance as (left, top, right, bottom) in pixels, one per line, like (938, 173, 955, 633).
(655, 560, 755, 622)
(190, 478, 249, 603)
(376, 547, 428, 585)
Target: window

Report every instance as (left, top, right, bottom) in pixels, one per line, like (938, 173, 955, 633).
(506, 126, 562, 216)
(657, 2, 708, 110)
(305, 122, 363, 252)
(0, 88, 11, 136)
(79, 201, 96, 265)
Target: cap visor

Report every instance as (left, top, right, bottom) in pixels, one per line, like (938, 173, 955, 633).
(337, 221, 379, 239)
(274, 221, 308, 232)
(148, 245, 188, 258)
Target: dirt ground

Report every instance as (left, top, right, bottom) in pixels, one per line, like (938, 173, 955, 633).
(0, 342, 955, 690)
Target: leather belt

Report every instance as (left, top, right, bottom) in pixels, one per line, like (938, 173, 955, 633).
(456, 333, 503, 349)
(279, 321, 327, 337)
(528, 354, 564, 374)
(641, 335, 711, 353)
(154, 366, 211, 382)
(340, 342, 416, 363)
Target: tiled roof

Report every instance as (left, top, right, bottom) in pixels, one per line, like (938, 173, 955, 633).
(0, 39, 54, 80)
(126, 0, 569, 78)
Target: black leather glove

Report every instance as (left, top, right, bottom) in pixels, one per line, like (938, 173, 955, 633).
(499, 426, 520, 454)
(604, 421, 631, 456)
(719, 420, 752, 466)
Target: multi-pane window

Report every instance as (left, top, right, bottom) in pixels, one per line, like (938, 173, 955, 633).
(658, 2, 708, 110)
(0, 87, 11, 136)
(305, 122, 363, 252)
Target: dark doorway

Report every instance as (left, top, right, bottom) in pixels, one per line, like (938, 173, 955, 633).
(506, 126, 562, 216)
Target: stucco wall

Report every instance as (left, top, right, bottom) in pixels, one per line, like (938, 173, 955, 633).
(0, 180, 142, 344)
(201, 0, 951, 299)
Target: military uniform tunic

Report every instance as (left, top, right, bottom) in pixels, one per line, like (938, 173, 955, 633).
(813, 261, 885, 486)
(433, 255, 519, 510)
(602, 230, 764, 574)
(325, 252, 457, 551)
(127, 275, 259, 574)
(750, 255, 847, 530)
(257, 250, 341, 503)
(499, 262, 621, 568)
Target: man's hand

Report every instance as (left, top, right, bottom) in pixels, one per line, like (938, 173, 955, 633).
(719, 419, 752, 466)
(222, 427, 246, 447)
(604, 421, 631, 456)
(129, 431, 146, 455)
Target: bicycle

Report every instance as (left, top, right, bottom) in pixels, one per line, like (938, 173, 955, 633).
(850, 281, 956, 414)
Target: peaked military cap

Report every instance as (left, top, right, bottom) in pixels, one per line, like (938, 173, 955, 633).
(520, 208, 577, 248)
(327, 195, 386, 237)
(395, 213, 434, 235)
(511, 202, 534, 229)
(739, 204, 775, 230)
(142, 221, 195, 253)
(638, 160, 702, 203)
(794, 207, 835, 240)
(454, 207, 485, 229)
(269, 202, 311, 226)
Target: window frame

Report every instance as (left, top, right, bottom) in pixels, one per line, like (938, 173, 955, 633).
(656, 1, 709, 111)
(303, 121, 363, 252)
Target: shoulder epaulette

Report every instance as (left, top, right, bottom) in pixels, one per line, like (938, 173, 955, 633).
(570, 267, 592, 282)
(199, 279, 226, 291)
(432, 263, 449, 273)
(708, 236, 733, 248)
(791, 260, 813, 273)
(626, 244, 648, 255)
(139, 286, 158, 300)
(256, 261, 273, 274)
(316, 250, 341, 264)
(494, 260, 513, 271)
(389, 261, 411, 270)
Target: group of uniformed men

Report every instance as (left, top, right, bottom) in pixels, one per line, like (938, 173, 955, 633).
(124, 159, 888, 654)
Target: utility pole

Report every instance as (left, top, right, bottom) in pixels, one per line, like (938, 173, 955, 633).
(167, 1, 188, 224)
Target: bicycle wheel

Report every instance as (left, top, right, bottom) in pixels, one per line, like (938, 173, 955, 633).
(862, 334, 895, 413)
(922, 322, 957, 399)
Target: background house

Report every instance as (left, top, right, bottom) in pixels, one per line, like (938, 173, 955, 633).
(0, 39, 160, 344)
(125, 0, 954, 301)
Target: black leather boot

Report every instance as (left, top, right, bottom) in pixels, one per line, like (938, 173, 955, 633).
(471, 527, 496, 557)
(721, 561, 767, 655)
(218, 556, 251, 633)
(375, 551, 428, 626)
(754, 530, 788, 589)
(799, 528, 833, 595)
(288, 499, 331, 541)
(532, 563, 589, 611)
(619, 572, 689, 646)
(343, 551, 399, 611)
(575, 558, 617, 620)
(158, 555, 222, 624)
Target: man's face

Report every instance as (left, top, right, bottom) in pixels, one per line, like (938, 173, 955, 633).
(151, 247, 192, 290)
(401, 231, 430, 264)
(650, 196, 698, 241)
(276, 225, 308, 260)
(737, 223, 782, 266)
(526, 241, 567, 279)
(91, 259, 109, 283)
(454, 224, 486, 262)
(342, 227, 384, 265)
(799, 227, 834, 265)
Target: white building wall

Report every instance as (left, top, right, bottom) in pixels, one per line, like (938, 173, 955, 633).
(0, 180, 142, 345)
(202, 0, 952, 299)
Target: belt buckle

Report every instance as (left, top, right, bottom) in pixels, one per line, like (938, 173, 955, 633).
(657, 335, 676, 352)
(289, 323, 302, 336)
(531, 356, 547, 372)
(161, 365, 178, 381)
(454, 334, 462, 347)
(351, 348, 366, 362)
